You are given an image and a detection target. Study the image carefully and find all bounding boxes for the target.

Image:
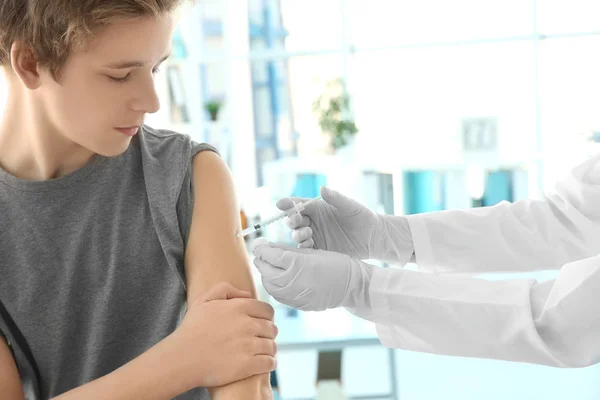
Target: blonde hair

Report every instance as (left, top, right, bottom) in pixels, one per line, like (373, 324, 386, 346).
(0, 0, 186, 79)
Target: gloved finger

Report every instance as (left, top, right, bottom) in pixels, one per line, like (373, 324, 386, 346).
(278, 244, 316, 255)
(321, 186, 364, 215)
(255, 258, 300, 288)
(251, 237, 272, 254)
(269, 287, 304, 310)
(276, 197, 309, 211)
(254, 245, 314, 270)
(261, 276, 279, 292)
(298, 238, 315, 249)
(253, 258, 284, 281)
(292, 226, 313, 243)
(252, 239, 296, 258)
(279, 198, 322, 219)
(283, 287, 324, 312)
(261, 279, 285, 301)
(253, 238, 314, 255)
(291, 287, 312, 308)
(261, 278, 295, 302)
(285, 214, 311, 229)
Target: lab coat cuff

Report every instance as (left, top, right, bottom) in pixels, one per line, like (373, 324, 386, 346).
(405, 215, 438, 274)
(370, 267, 400, 348)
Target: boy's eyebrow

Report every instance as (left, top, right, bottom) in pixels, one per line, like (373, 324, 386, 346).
(104, 53, 171, 69)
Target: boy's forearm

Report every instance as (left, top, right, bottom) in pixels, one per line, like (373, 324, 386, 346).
(210, 373, 273, 400)
(51, 333, 191, 400)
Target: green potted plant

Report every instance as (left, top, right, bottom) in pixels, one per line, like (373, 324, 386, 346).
(204, 98, 223, 121)
(313, 78, 359, 151)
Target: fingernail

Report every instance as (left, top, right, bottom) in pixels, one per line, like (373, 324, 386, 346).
(251, 237, 270, 252)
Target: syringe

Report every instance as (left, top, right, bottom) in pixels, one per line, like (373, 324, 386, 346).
(237, 195, 323, 238)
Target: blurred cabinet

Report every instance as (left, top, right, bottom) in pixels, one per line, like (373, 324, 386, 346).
(261, 155, 531, 242)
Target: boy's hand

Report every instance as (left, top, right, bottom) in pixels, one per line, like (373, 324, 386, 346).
(173, 282, 278, 389)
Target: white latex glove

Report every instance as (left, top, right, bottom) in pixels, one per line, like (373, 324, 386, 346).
(252, 238, 374, 312)
(278, 187, 414, 265)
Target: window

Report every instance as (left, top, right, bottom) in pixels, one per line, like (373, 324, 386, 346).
(347, 0, 534, 48)
(287, 55, 344, 155)
(350, 42, 536, 165)
(279, 0, 343, 52)
(537, 0, 600, 35)
(538, 35, 600, 188)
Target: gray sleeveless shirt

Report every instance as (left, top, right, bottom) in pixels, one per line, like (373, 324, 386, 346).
(0, 126, 215, 399)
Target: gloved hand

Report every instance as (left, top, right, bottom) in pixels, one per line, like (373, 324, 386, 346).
(252, 238, 374, 312)
(278, 186, 414, 265)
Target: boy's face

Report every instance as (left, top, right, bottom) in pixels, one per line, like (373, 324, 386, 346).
(37, 13, 175, 157)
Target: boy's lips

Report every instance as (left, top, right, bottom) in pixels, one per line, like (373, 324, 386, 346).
(115, 126, 140, 137)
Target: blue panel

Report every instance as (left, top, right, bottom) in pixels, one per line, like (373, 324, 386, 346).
(483, 170, 512, 206)
(249, 23, 264, 38)
(203, 20, 223, 37)
(402, 171, 445, 215)
(171, 28, 188, 59)
(255, 137, 278, 149)
(292, 174, 327, 199)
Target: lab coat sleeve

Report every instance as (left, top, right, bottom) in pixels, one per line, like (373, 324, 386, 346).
(405, 154, 600, 274)
(367, 254, 600, 368)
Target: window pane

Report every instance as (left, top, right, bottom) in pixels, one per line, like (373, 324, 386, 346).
(350, 42, 536, 166)
(537, 0, 600, 35)
(204, 61, 227, 99)
(276, 83, 296, 155)
(287, 55, 345, 155)
(254, 87, 274, 136)
(258, 147, 278, 165)
(348, 0, 534, 48)
(280, 0, 343, 51)
(251, 59, 269, 83)
(249, 0, 343, 53)
(538, 35, 600, 188)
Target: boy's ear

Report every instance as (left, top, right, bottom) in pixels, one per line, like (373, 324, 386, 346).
(10, 41, 43, 90)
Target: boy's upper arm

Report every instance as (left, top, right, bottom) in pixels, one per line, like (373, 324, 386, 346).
(183, 151, 256, 302)
(183, 151, 271, 398)
(0, 334, 24, 400)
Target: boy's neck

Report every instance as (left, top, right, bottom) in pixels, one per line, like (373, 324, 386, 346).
(0, 89, 95, 182)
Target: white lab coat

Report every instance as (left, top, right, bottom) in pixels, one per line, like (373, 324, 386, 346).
(362, 154, 600, 367)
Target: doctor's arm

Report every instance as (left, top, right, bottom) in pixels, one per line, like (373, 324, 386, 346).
(406, 154, 600, 274)
(367, 253, 600, 368)
(184, 152, 273, 399)
(253, 241, 600, 368)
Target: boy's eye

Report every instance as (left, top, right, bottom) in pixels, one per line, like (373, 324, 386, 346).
(108, 73, 131, 83)
(108, 68, 161, 83)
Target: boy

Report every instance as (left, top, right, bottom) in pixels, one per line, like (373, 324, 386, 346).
(0, 1, 276, 399)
